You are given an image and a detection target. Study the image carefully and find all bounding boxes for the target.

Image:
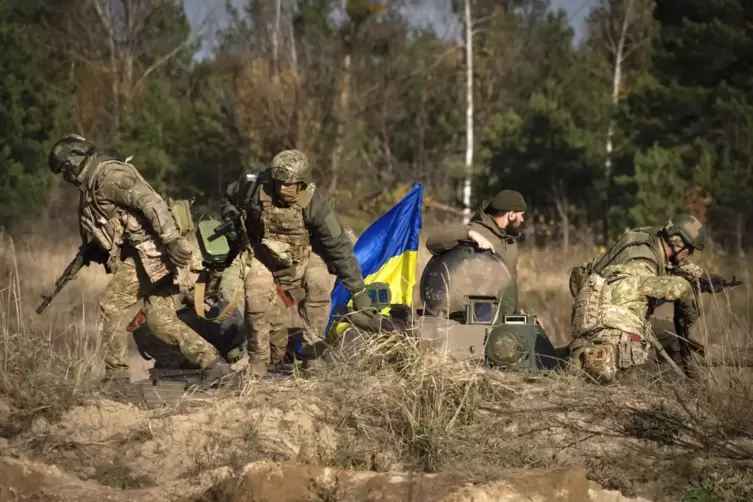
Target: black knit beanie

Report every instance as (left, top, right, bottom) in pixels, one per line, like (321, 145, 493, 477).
(487, 190, 527, 215)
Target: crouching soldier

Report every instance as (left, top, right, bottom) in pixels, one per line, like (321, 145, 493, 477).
(220, 149, 379, 377)
(568, 214, 710, 382)
(47, 134, 240, 392)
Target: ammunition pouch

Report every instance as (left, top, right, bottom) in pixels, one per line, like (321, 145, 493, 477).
(261, 238, 293, 268)
(617, 340, 650, 369)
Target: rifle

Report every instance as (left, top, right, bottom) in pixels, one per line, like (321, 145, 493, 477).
(208, 219, 236, 242)
(36, 241, 96, 315)
(673, 268, 742, 294)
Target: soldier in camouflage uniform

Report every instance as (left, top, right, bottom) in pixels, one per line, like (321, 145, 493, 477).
(48, 134, 238, 390)
(568, 214, 710, 382)
(220, 149, 378, 377)
(426, 190, 527, 271)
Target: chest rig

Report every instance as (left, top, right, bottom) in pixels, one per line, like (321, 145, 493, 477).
(243, 180, 316, 280)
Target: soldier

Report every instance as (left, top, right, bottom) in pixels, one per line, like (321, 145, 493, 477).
(48, 134, 238, 391)
(220, 149, 378, 376)
(425, 189, 527, 272)
(568, 214, 710, 382)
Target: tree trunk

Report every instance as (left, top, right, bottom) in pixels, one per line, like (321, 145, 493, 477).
(462, 0, 474, 224)
(602, 0, 634, 247)
(271, 0, 281, 80)
(736, 212, 746, 257)
(553, 178, 570, 250)
(328, 52, 352, 194)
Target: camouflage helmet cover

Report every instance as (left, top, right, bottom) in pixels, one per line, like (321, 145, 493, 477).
(271, 149, 312, 184)
(49, 134, 96, 176)
(663, 214, 707, 251)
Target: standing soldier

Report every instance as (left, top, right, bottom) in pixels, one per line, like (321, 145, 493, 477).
(47, 134, 238, 392)
(220, 149, 378, 377)
(568, 214, 712, 382)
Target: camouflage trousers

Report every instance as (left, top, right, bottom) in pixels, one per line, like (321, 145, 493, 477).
(569, 328, 652, 382)
(243, 250, 331, 369)
(99, 255, 221, 379)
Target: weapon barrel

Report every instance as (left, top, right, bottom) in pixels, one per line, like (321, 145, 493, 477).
(35, 297, 52, 315)
(208, 220, 234, 242)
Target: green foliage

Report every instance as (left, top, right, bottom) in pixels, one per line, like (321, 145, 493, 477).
(0, 1, 72, 228)
(1, 0, 753, 252)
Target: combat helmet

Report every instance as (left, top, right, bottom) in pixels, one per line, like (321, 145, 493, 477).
(662, 214, 707, 251)
(270, 149, 312, 185)
(48, 134, 96, 178)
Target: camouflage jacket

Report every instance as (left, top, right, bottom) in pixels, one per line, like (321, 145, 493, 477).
(599, 259, 700, 329)
(76, 155, 183, 282)
(570, 226, 707, 297)
(425, 210, 520, 271)
(220, 169, 365, 296)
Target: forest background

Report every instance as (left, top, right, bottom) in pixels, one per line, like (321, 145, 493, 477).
(1, 0, 752, 255)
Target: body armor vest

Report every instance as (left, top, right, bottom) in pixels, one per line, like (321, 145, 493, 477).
(260, 199, 311, 261)
(245, 181, 315, 278)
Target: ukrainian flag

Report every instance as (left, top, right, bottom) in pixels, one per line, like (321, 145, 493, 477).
(326, 183, 424, 338)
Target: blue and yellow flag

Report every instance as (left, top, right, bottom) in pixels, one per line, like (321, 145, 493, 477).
(326, 183, 424, 338)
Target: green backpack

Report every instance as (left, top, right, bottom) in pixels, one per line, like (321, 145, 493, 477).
(169, 198, 196, 235)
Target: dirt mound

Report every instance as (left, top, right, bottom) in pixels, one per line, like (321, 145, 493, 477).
(192, 461, 591, 502)
(0, 455, 649, 502)
(17, 382, 337, 484)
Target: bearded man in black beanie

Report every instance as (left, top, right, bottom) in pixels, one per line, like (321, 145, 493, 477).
(425, 190, 527, 271)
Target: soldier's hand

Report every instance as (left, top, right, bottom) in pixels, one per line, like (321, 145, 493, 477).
(165, 238, 192, 268)
(222, 205, 241, 223)
(352, 290, 380, 318)
(468, 229, 495, 253)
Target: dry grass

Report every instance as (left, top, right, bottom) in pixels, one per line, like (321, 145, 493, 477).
(1, 223, 753, 501)
(0, 231, 106, 432)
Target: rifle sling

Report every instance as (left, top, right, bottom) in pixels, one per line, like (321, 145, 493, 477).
(193, 270, 242, 324)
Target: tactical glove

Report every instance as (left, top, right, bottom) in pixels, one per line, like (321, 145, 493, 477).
(352, 290, 380, 318)
(165, 238, 192, 268)
(223, 205, 241, 221)
(220, 206, 241, 242)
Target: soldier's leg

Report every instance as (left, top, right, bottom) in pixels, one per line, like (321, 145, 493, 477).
(142, 279, 222, 369)
(243, 256, 276, 375)
(298, 253, 333, 362)
(269, 294, 288, 364)
(572, 328, 650, 383)
(99, 256, 141, 380)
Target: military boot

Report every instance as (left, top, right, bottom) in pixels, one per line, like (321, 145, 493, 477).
(202, 357, 242, 390)
(244, 359, 268, 381)
(101, 369, 132, 400)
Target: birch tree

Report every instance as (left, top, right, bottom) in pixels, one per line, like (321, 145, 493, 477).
(462, 0, 474, 223)
(55, 0, 205, 142)
(586, 0, 657, 243)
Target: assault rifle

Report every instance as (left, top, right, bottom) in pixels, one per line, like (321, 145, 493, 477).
(672, 268, 742, 294)
(36, 241, 97, 315)
(208, 219, 235, 242)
